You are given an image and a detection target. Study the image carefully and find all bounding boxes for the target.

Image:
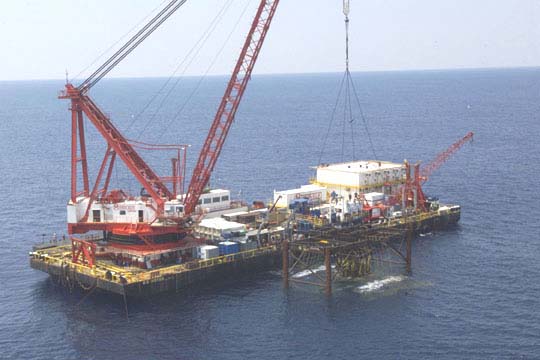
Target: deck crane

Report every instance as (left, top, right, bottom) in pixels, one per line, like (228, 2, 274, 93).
(398, 131, 474, 211)
(62, 0, 281, 253)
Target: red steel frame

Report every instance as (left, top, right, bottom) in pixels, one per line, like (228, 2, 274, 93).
(80, 145, 115, 222)
(396, 132, 474, 211)
(61, 87, 173, 211)
(60, 0, 281, 250)
(71, 237, 97, 267)
(70, 103, 89, 202)
(401, 161, 427, 211)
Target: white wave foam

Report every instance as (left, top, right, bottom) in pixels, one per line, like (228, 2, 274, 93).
(357, 275, 405, 293)
(292, 265, 326, 278)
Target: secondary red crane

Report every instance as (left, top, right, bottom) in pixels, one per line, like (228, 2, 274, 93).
(399, 131, 474, 210)
(61, 0, 281, 253)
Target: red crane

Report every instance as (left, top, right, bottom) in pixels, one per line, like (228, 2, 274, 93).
(62, 0, 281, 254)
(399, 131, 474, 210)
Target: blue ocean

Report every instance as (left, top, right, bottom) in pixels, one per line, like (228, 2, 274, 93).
(1, 68, 539, 359)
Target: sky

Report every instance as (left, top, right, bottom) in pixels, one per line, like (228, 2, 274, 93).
(0, 0, 539, 81)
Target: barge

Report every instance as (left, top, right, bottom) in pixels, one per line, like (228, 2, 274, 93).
(30, 159, 462, 297)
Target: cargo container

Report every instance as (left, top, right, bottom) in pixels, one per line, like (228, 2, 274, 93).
(364, 192, 385, 206)
(198, 245, 219, 260)
(219, 241, 240, 255)
(195, 218, 247, 242)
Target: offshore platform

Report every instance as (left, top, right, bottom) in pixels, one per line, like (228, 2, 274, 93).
(29, 0, 473, 298)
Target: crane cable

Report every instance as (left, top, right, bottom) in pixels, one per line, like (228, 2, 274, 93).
(72, 0, 169, 83)
(126, 0, 236, 138)
(343, 1, 356, 161)
(78, 0, 189, 92)
(318, 0, 377, 165)
(344, 0, 377, 160)
(153, 0, 255, 144)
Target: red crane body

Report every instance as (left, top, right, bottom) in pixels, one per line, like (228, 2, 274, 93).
(61, 0, 281, 251)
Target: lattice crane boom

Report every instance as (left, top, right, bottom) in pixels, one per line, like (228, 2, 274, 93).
(420, 131, 474, 183)
(183, 0, 281, 216)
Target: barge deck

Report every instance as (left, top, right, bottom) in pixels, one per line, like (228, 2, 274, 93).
(30, 244, 280, 297)
(30, 205, 459, 297)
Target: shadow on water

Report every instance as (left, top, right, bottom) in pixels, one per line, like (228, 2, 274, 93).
(32, 268, 283, 317)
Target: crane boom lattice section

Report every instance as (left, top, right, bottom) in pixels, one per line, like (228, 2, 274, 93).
(421, 131, 474, 182)
(184, 0, 280, 215)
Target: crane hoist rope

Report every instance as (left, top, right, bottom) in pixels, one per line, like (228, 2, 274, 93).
(72, 0, 171, 83)
(319, 0, 377, 165)
(127, 0, 237, 139)
(152, 0, 256, 145)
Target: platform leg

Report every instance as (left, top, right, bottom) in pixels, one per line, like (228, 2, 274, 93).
(282, 240, 289, 288)
(325, 247, 332, 295)
(406, 227, 412, 274)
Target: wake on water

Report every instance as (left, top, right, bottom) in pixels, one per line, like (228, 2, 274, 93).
(292, 265, 327, 279)
(291, 266, 407, 295)
(356, 275, 406, 293)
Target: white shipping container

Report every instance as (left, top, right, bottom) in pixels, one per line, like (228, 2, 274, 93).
(364, 192, 384, 201)
(199, 245, 219, 260)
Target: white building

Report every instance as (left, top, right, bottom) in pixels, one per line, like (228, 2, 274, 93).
(313, 160, 405, 199)
(67, 188, 240, 226)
